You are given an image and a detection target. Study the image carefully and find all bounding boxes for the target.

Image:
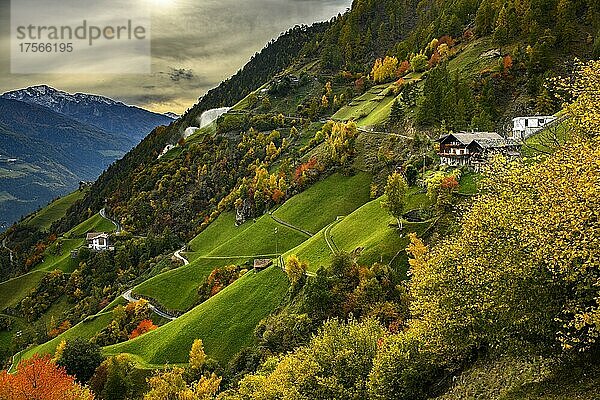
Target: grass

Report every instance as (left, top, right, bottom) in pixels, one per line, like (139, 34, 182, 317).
(133, 256, 248, 312)
(0, 239, 83, 312)
(0, 271, 47, 310)
(522, 118, 569, 158)
(273, 172, 372, 233)
(447, 37, 498, 78)
(188, 212, 240, 254)
(66, 213, 116, 238)
(286, 192, 432, 273)
(458, 172, 480, 195)
(17, 311, 114, 364)
(105, 266, 289, 366)
(333, 84, 392, 121)
(356, 94, 398, 127)
(23, 189, 86, 231)
(206, 214, 307, 258)
(32, 238, 84, 273)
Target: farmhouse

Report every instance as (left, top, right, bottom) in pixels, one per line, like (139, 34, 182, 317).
(512, 116, 557, 140)
(437, 132, 521, 169)
(86, 232, 113, 251)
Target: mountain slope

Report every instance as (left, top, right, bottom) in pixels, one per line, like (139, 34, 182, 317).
(2, 85, 174, 142)
(0, 98, 134, 229)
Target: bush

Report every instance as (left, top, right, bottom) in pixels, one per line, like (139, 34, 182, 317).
(410, 54, 428, 72)
(56, 338, 103, 383)
(368, 332, 436, 400)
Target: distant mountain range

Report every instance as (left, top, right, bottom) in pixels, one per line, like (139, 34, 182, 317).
(0, 86, 175, 230)
(2, 85, 174, 142)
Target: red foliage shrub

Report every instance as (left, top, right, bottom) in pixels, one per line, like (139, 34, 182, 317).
(129, 319, 157, 339)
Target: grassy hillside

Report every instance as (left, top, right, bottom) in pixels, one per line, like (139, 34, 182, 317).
(17, 311, 114, 365)
(106, 266, 288, 366)
(206, 213, 306, 257)
(272, 172, 372, 233)
(286, 189, 432, 272)
(133, 256, 247, 312)
(333, 84, 394, 122)
(1, 212, 113, 313)
(66, 212, 116, 238)
(188, 211, 240, 254)
(23, 189, 86, 231)
(0, 271, 46, 310)
(31, 238, 84, 273)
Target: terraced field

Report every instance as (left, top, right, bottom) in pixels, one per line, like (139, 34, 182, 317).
(133, 256, 248, 312)
(285, 189, 433, 273)
(23, 189, 86, 231)
(273, 172, 372, 233)
(333, 84, 395, 122)
(106, 266, 288, 366)
(67, 213, 116, 238)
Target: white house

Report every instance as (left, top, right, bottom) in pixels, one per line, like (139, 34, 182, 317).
(512, 116, 557, 140)
(86, 232, 112, 251)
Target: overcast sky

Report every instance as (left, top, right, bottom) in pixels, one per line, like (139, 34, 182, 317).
(0, 0, 350, 114)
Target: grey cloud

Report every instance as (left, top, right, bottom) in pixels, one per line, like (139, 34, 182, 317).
(0, 0, 351, 113)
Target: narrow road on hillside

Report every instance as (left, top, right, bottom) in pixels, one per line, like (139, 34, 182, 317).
(174, 248, 189, 265)
(122, 289, 177, 321)
(269, 213, 313, 237)
(100, 208, 122, 233)
(324, 217, 343, 254)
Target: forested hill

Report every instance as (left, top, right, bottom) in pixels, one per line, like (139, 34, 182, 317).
(1, 0, 600, 398)
(48, 22, 330, 234)
(179, 23, 331, 121)
(47, 0, 600, 239)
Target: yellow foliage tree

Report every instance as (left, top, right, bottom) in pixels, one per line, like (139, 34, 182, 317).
(371, 56, 399, 83)
(285, 254, 307, 286)
(189, 338, 207, 371)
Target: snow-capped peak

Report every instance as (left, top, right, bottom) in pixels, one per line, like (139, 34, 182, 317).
(2, 85, 122, 109)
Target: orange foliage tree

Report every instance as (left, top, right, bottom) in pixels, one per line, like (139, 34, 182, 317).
(0, 355, 94, 400)
(129, 319, 157, 339)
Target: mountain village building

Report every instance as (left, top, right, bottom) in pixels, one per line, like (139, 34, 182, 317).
(437, 132, 521, 170)
(86, 232, 113, 251)
(512, 116, 557, 140)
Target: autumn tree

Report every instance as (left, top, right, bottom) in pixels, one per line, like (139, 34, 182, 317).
(144, 367, 221, 400)
(129, 319, 157, 339)
(284, 254, 307, 287)
(229, 319, 385, 399)
(0, 355, 94, 400)
(410, 53, 428, 73)
(189, 338, 207, 371)
(371, 56, 400, 83)
(381, 172, 408, 230)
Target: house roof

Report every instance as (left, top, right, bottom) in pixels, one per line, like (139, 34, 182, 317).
(438, 132, 520, 149)
(253, 258, 273, 269)
(86, 232, 109, 240)
(512, 115, 556, 121)
(469, 137, 521, 149)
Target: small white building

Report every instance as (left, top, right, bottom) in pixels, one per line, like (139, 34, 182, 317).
(512, 116, 556, 140)
(86, 232, 112, 251)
